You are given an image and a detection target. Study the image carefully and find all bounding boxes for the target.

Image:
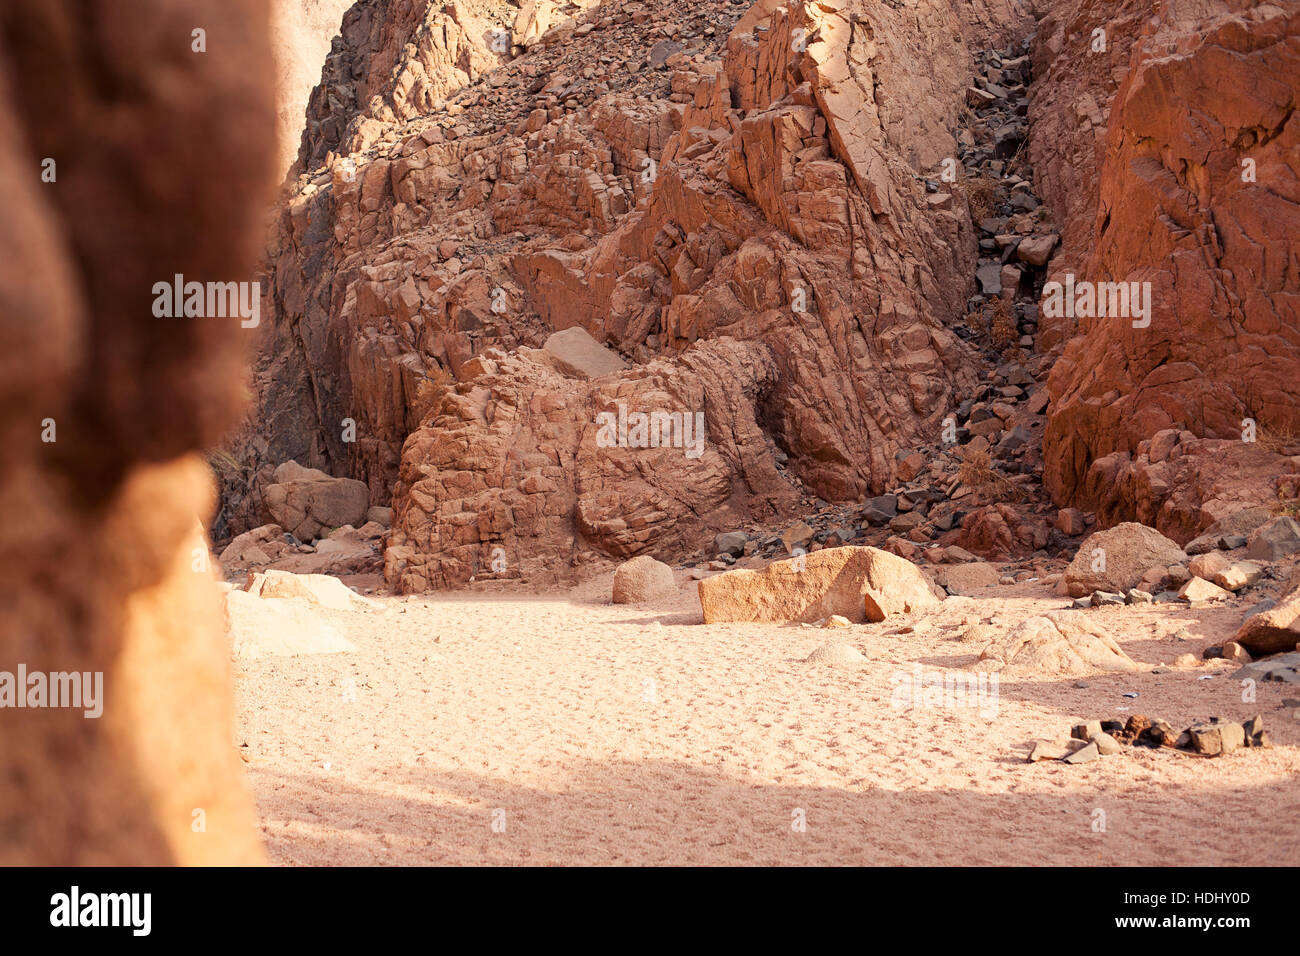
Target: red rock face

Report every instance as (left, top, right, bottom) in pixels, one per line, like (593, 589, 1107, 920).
(231, 0, 1295, 589)
(1041, 1, 1300, 512)
(230, 0, 1041, 586)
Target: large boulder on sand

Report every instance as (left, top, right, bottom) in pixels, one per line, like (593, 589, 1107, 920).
(225, 590, 356, 661)
(1060, 522, 1187, 598)
(246, 569, 373, 610)
(697, 546, 942, 624)
(612, 555, 676, 603)
(979, 612, 1139, 676)
(262, 460, 370, 541)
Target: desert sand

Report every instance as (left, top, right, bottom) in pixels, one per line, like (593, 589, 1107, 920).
(235, 572, 1300, 866)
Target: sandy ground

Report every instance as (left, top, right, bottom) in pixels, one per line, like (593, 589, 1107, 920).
(234, 571, 1300, 865)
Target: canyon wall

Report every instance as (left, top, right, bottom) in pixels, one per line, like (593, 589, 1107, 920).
(229, 0, 1035, 586)
(230, 0, 1300, 584)
(1036, 0, 1300, 538)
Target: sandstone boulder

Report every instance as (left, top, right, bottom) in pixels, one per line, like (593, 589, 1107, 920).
(1179, 576, 1232, 604)
(611, 555, 676, 604)
(226, 590, 356, 660)
(697, 546, 941, 625)
(1214, 561, 1264, 593)
(932, 562, 1001, 594)
(219, 523, 288, 567)
(1188, 551, 1230, 581)
(246, 569, 373, 610)
(542, 326, 629, 380)
(1233, 591, 1300, 657)
(263, 462, 370, 541)
(980, 612, 1139, 676)
(1060, 523, 1186, 598)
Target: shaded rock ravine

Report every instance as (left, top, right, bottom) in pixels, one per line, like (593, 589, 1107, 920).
(219, 0, 1299, 595)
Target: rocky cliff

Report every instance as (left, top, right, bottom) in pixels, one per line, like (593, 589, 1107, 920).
(229, 0, 1039, 587)
(228, 0, 1299, 587)
(1037, 0, 1300, 538)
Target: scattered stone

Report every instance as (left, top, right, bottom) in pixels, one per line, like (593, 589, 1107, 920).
(1125, 589, 1153, 604)
(1188, 551, 1230, 581)
(1092, 732, 1122, 756)
(932, 561, 1001, 593)
(1221, 641, 1251, 663)
(1090, 590, 1124, 607)
(1015, 233, 1058, 266)
(1214, 561, 1264, 592)
(1245, 516, 1300, 561)
(782, 521, 815, 553)
(1178, 576, 1232, 603)
(1071, 720, 1102, 740)
(1063, 741, 1100, 764)
(1028, 738, 1087, 762)
(714, 531, 748, 557)
(1055, 508, 1086, 536)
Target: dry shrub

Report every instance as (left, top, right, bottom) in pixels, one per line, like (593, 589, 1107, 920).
(414, 364, 453, 422)
(990, 297, 1018, 348)
(961, 176, 1001, 221)
(958, 448, 1022, 501)
(1256, 420, 1300, 455)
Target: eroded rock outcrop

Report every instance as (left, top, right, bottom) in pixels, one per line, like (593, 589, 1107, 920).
(230, 0, 1038, 588)
(1041, 1, 1300, 513)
